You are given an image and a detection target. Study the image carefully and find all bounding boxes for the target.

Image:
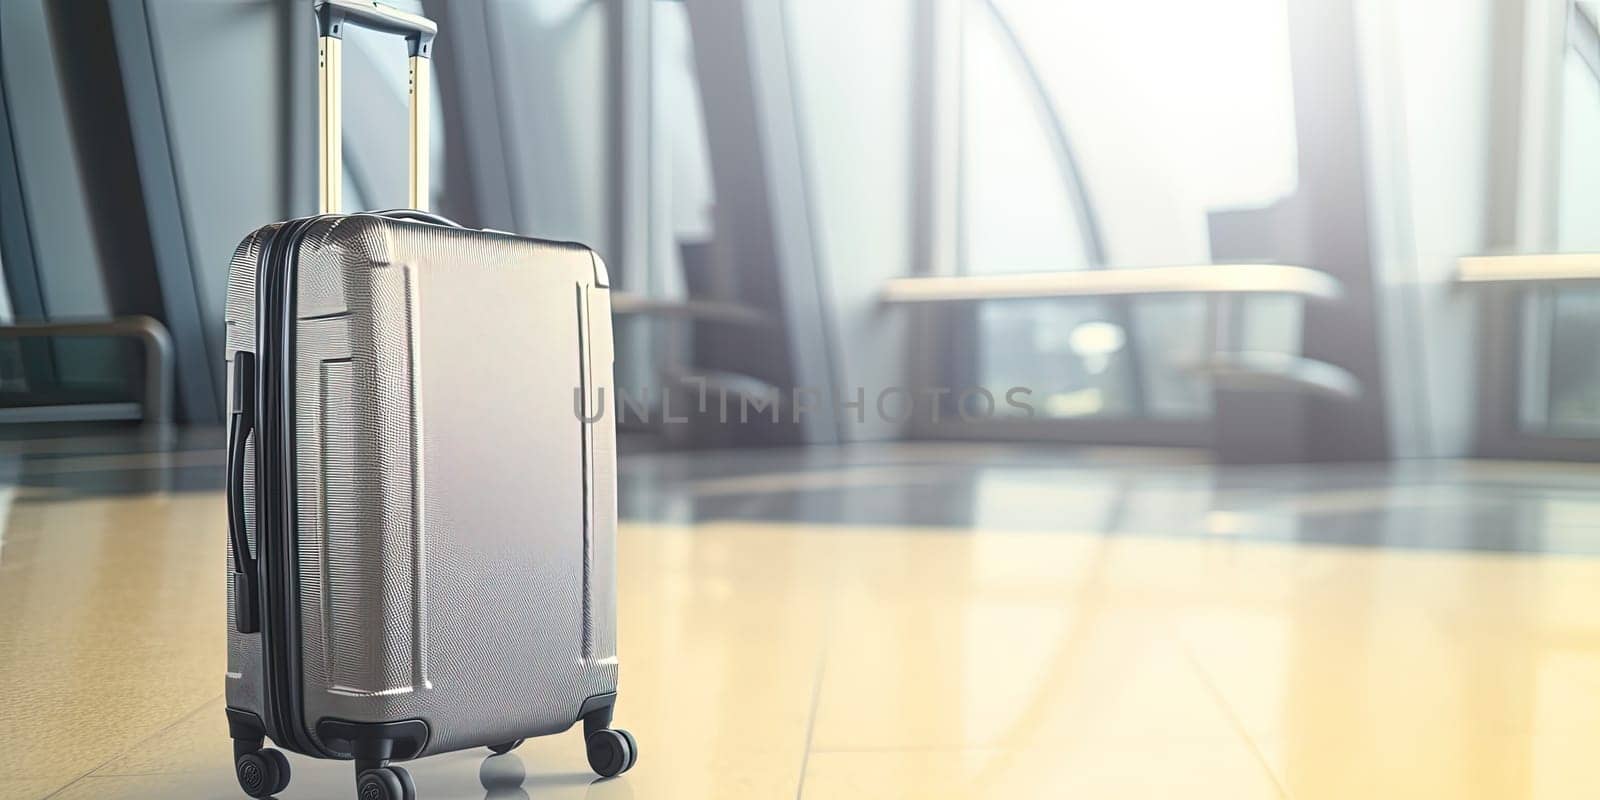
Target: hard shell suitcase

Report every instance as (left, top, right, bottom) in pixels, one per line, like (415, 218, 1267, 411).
(222, 4, 633, 798)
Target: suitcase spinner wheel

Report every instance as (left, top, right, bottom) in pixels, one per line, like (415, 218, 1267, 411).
(580, 705, 639, 778)
(356, 765, 415, 800)
(587, 728, 639, 778)
(233, 746, 292, 798)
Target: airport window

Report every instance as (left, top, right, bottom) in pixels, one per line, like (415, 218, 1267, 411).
(1521, 3, 1600, 436)
(959, 0, 1298, 423)
(341, 0, 448, 213)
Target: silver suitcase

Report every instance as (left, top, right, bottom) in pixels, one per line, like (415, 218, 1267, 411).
(222, 4, 633, 798)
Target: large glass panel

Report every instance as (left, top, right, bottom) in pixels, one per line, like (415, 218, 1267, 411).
(0, 251, 23, 395)
(343, 0, 448, 212)
(650, 0, 715, 303)
(1556, 45, 1600, 251)
(1528, 4, 1600, 435)
(962, 0, 1298, 421)
(1545, 287, 1600, 434)
(783, 0, 917, 440)
(484, 0, 611, 246)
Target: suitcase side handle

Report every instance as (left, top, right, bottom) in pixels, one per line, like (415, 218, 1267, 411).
(227, 352, 261, 634)
(314, 1, 436, 214)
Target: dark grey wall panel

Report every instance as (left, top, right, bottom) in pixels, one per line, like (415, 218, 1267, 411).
(424, 0, 609, 244)
(113, 0, 298, 421)
(0, 0, 111, 323)
(50, 2, 169, 323)
(483, 0, 611, 247)
(0, 0, 123, 389)
(0, 50, 58, 389)
(1, 6, 113, 318)
(0, 72, 45, 324)
(686, 0, 842, 444)
(425, 0, 513, 231)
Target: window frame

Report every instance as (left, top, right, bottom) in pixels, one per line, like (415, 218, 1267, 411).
(1473, 0, 1600, 460)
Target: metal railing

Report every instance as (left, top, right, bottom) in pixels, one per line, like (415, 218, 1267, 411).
(0, 316, 174, 425)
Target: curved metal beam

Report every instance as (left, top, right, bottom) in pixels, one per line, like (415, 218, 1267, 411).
(977, 0, 1146, 412)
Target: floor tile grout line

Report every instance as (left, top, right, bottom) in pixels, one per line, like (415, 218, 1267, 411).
(792, 548, 841, 800)
(37, 692, 225, 800)
(791, 622, 831, 800)
(1178, 640, 1294, 800)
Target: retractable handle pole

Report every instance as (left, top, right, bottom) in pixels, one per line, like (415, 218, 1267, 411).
(314, 0, 437, 213)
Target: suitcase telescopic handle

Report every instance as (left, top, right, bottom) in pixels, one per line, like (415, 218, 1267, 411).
(314, 1, 438, 214)
(227, 353, 260, 634)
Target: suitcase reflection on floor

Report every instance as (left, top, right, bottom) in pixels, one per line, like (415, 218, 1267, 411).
(479, 754, 531, 800)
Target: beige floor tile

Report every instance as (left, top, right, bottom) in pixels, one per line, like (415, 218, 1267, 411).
(799, 741, 1284, 800)
(809, 530, 1247, 752)
(89, 696, 229, 777)
(603, 521, 837, 798)
(10, 520, 832, 800)
(1171, 546, 1600, 800)
(0, 778, 69, 800)
(0, 492, 226, 785)
(9, 448, 1600, 799)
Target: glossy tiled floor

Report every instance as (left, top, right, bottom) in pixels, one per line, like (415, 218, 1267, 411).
(2, 432, 1600, 798)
